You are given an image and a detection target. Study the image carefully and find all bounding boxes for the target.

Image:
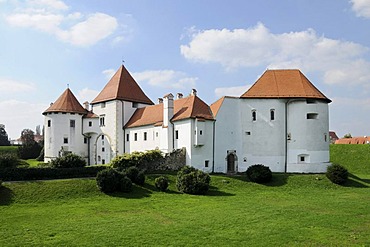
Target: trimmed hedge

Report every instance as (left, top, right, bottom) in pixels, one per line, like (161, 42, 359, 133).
(326, 163, 348, 185)
(155, 176, 169, 191)
(0, 154, 19, 169)
(246, 164, 272, 183)
(176, 166, 210, 195)
(0, 166, 106, 181)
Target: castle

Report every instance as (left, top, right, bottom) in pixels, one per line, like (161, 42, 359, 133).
(43, 65, 331, 173)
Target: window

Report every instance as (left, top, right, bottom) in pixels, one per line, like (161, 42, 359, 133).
(84, 138, 87, 144)
(270, 109, 275, 121)
(126, 134, 129, 141)
(300, 156, 305, 162)
(70, 120, 75, 128)
(205, 160, 209, 168)
(307, 113, 318, 119)
(252, 110, 256, 121)
(156, 132, 158, 138)
(144, 132, 147, 141)
(324, 133, 327, 142)
(306, 99, 317, 104)
(200, 130, 203, 135)
(63, 137, 68, 144)
(102, 147, 105, 152)
(175, 130, 179, 139)
(47, 120, 51, 127)
(246, 131, 251, 135)
(99, 115, 105, 126)
(102, 159, 105, 165)
(101, 135, 104, 140)
(134, 133, 137, 141)
(89, 121, 92, 127)
(101, 102, 106, 108)
(132, 102, 138, 108)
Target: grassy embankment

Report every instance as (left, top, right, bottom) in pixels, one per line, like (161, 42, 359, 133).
(0, 144, 369, 246)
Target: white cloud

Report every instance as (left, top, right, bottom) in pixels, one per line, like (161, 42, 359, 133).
(5, 0, 118, 47)
(102, 68, 116, 80)
(77, 88, 99, 103)
(214, 85, 251, 98)
(181, 23, 370, 86)
(132, 70, 198, 89)
(351, 0, 370, 18)
(0, 78, 36, 93)
(0, 100, 47, 139)
(56, 13, 118, 46)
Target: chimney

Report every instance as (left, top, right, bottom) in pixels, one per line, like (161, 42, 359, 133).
(83, 101, 90, 111)
(191, 88, 197, 96)
(50, 102, 53, 106)
(177, 93, 183, 99)
(163, 93, 174, 128)
(158, 98, 163, 104)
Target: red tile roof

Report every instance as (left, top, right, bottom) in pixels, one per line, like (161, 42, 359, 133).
(43, 88, 87, 115)
(91, 65, 153, 105)
(125, 95, 214, 128)
(241, 69, 331, 102)
(335, 136, 370, 144)
(83, 111, 98, 118)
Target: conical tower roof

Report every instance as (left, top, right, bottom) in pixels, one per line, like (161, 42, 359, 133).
(43, 88, 87, 115)
(91, 65, 154, 105)
(240, 69, 331, 103)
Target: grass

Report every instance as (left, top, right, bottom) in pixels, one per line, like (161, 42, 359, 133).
(0, 146, 18, 156)
(330, 144, 370, 175)
(1, 173, 370, 246)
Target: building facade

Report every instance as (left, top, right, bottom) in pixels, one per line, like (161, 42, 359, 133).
(43, 66, 331, 173)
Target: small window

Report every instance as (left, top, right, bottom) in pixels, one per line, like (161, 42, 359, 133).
(307, 113, 318, 119)
(63, 137, 68, 144)
(102, 159, 105, 165)
(300, 156, 305, 162)
(200, 130, 203, 135)
(102, 147, 105, 152)
(134, 133, 137, 141)
(306, 99, 317, 104)
(126, 134, 129, 142)
(205, 160, 209, 168)
(324, 133, 327, 142)
(98, 155, 101, 162)
(47, 120, 51, 127)
(144, 132, 147, 141)
(156, 132, 158, 138)
(270, 109, 275, 121)
(175, 130, 179, 139)
(70, 120, 75, 128)
(89, 121, 92, 127)
(101, 135, 104, 140)
(84, 138, 87, 144)
(252, 110, 256, 121)
(132, 102, 138, 108)
(101, 102, 106, 108)
(99, 115, 105, 126)
(246, 131, 251, 135)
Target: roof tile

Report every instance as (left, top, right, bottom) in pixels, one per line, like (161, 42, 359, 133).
(43, 88, 87, 115)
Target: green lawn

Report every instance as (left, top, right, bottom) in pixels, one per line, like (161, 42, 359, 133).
(1, 173, 369, 246)
(0, 146, 18, 156)
(330, 144, 370, 175)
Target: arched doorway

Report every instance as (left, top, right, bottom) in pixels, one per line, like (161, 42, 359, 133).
(226, 151, 237, 173)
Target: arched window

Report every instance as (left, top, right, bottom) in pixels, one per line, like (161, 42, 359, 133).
(252, 110, 256, 121)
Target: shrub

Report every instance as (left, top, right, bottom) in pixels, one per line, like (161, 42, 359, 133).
(50, 153, 86, 168)
(246, 164, 272, 183)
(176, 166, 210, 195)
(326, 163, 348, 185)
(96, 168, 120, 193)
(96, 168, 133, 193)
(110, 154, 132, 170)
(123, 166, 145, 185)
(155, 176, 169, 191)
(18, 142, 42, 160)
(0, 154, 19, 168)
(111, 150, 164, 171)
(118, 175, 133, 192)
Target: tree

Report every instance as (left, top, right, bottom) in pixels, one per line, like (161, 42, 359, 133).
(0, 124, 10, 146)
(18, 129, 42, 159)
(343, 133, 352, 138)
(35, 125, 41, 136)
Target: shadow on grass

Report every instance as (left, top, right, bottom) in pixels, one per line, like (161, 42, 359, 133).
(0, 186, 14, 206)
(207, 186, 235, 197)
(227, 173, 290, 187)
(108, 184, 153, 199)
(343, 174, 369, 188)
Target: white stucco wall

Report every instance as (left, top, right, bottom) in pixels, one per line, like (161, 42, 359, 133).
(44, 112, 87, 162)
(125, 125, 161, 153)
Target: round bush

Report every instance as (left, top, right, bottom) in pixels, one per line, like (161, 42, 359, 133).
(246, 164, 272, 183)
(0, 154, 19, 168)
(96, 168, 120, 193)
(123, 166, 145, 185)
(50, 153, 86, 168)
(155, 176, 169, 191)
(326, 164, 348, 185)
(118, 175, 133, 192)
(135, 171, 145, 186)
(176, 166, 211, 195)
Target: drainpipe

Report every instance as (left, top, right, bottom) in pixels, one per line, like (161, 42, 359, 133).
(212, 120, 216, 174)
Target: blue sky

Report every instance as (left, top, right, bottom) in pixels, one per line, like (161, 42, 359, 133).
(1, 0, 370, 139)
